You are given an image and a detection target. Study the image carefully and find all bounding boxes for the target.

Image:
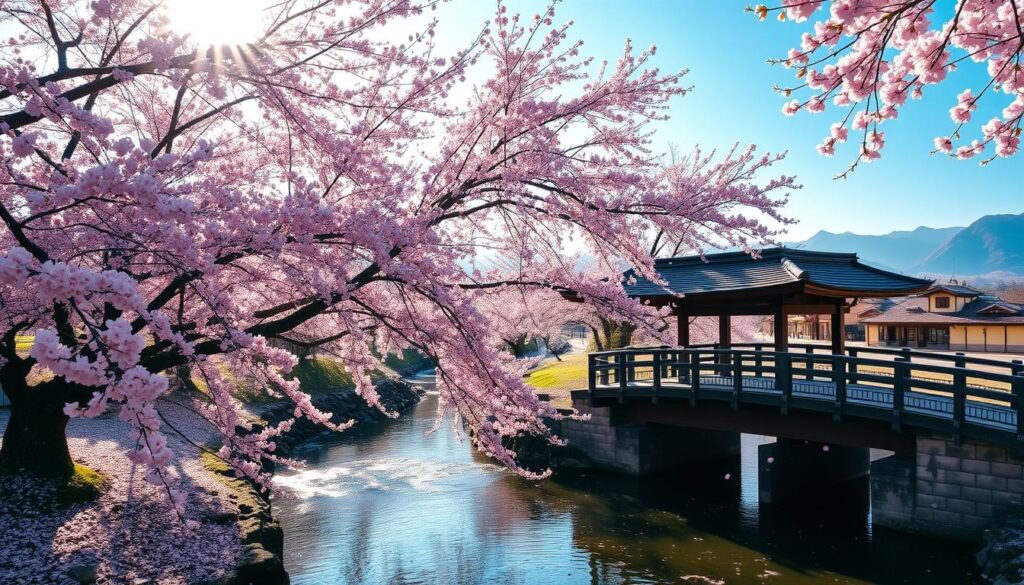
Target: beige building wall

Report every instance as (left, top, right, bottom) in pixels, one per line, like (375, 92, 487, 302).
(1009, 327, 1024, 352)
(950, 325, 1024, 352)
(928, 293, 971, 313)
(867, 324, 1024, 352)
(866, 325, 880, 346)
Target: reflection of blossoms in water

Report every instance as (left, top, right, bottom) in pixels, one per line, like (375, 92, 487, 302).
(274, 457, 501, 500)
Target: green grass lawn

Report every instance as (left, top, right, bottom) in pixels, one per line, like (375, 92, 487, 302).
(14, 335, 33, 355)
(525, 352, 589, 407)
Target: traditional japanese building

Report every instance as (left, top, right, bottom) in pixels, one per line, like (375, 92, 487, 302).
(621, 247, 932, 354)
(860, 283, 1024, 352)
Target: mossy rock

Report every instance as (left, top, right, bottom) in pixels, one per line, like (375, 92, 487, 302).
(57, 463, 110, 504)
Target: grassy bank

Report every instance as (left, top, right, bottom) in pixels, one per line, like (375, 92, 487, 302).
(525, 352, 588, 408)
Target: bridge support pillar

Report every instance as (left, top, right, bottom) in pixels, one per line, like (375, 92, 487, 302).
(758, 438, 869, 504)
(562, 391, 739, 475)
(870, 454, 917, 532)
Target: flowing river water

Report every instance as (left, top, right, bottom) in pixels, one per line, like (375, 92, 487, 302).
(273, 376, 981, 584)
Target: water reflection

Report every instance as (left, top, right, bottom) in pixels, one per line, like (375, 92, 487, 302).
(273, 395, 980, 584)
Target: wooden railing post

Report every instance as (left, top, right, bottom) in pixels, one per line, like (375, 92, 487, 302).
(690, 350, 701, 407)
(848, 347, 859, 384)
(618, 352, 628, 404)
(953, 352, 967, 444)
(588, 354, 597, 399)
(805, 346, 814, 380)
(626, 350, 636, 383)
(755, 345, 764, 378)
(832, 354, 846, 422)
(893, 356, 908, 433)
(901, 347, 912, 366)
(732, 350, 743, 410)
(1012, 360, 1023, 443)
(652, 350, 662, 404)
(599, 354, 610, 386)
(678, 349, 689, 384)
(778, 352, 792, 415)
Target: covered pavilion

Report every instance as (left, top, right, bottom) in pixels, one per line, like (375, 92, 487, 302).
(623, 248, 933, 355)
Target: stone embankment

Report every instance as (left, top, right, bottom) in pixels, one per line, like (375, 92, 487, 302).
(214, 379, 424, 585)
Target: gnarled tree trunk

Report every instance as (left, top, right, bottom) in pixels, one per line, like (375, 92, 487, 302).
(0, 369, 75, 479)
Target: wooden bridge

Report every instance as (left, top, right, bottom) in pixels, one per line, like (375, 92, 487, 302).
(588, 343, 1024, 448)
(558, 249, 1024, 539)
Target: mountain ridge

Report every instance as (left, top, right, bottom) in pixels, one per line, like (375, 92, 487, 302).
(789, 212, 1024, 278)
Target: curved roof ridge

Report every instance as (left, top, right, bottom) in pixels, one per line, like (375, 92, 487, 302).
(627, 248, 932, 301)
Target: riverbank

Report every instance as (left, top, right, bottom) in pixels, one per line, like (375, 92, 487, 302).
(977, 513, 1024, 584)
(0, 372, 424, 585)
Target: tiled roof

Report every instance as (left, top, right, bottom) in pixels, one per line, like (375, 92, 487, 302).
(624, 248, 932, 299)
(861, 296, 1024, 325)
(850, 297, 899, 323)
(924, 283, 983, 297)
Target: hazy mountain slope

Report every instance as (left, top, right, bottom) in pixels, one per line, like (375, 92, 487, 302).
(913, 213, 1024, 276)
(791, 225, 963, 272)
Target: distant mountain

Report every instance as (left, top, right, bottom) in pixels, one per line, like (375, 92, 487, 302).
(912, 213, 1024, 276)
(789, 225, 963, 272)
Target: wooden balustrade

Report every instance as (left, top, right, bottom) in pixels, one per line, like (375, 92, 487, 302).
(588, 346, 1024, 448)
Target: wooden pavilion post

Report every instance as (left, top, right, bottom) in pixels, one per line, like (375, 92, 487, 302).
(718, 314, 731, 349)
(676, 311, 691, 384)
(719, 314, 732, 375)
(774, 305, 789, 352)
(676, 312, 690, 347)
(831, 304, 846, 355)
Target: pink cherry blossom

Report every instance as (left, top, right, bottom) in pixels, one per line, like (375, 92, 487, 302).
(762, 0, 1024, 172)
(0, 0, 795, 519)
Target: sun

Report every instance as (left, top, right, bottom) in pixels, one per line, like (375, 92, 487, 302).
(167, 0, 265, 48)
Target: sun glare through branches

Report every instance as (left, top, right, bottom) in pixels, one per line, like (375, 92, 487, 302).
(166, 0, 265, 47)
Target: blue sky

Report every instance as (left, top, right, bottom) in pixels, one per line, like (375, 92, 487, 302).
(438, 1, 1024, 241)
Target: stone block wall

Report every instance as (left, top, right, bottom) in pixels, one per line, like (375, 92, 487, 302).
(561, 396, 740, 475)
(915, 434, 1024, 538)
(560, 398, 649, 474)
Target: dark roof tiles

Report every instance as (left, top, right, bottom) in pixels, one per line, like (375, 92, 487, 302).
(624, 248, 931, 299)
(924, 283, 983, 297)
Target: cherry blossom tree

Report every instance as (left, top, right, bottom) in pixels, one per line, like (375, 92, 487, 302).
(475, 286, 584, 358)
(755, 1, 1024, 175)
(0, 0, 794, 515)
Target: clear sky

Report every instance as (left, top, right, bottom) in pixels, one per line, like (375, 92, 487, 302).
(437, 0, 1024, 241)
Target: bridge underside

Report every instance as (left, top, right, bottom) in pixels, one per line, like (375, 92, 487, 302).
(562, 388, 1024, 542)
(603, 393, 915, 454)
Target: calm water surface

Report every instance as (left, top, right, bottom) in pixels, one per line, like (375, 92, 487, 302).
(273, 390, 981, 585)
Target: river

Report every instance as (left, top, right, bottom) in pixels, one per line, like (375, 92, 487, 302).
(272, 382, 981, 584)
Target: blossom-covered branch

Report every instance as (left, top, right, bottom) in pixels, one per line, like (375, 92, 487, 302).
(755, 0, 1024, 175)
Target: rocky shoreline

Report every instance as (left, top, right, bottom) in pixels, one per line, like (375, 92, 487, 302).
(210, 379, 424, 585)
(977, 513, 1024, 585)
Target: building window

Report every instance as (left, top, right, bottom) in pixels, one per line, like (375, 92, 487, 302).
(935, 296, 950, 309)
(925, 327, 949, 346)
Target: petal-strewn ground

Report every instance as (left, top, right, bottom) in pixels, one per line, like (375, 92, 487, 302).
(0, 401, 242, 585)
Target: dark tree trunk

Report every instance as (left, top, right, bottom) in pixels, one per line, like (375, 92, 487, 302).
(0, 372, 75, 478)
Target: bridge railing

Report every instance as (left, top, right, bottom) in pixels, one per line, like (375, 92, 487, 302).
(588, 346, 1024, 446)
(686, 341, 1024, 377)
